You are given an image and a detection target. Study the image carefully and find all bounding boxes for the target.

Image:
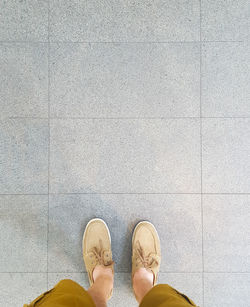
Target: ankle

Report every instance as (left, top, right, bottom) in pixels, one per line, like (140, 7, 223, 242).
(90, 265, 113, 298)
(133, 268, 154, 303)
(93, 265, 113, 282)
(88, 273, 113, 306)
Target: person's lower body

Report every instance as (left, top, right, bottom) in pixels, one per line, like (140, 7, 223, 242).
(24, 219, 197, 307)
(24, 279, 196, 307)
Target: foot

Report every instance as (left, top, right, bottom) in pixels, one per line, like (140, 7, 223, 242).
(132, 221, 161, 303)
(83, 218, 114, 300)
(92, 264, 113, 283)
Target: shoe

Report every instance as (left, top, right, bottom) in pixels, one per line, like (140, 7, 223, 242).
(83, 218, 114, 299)
(132, 221, 161, 286)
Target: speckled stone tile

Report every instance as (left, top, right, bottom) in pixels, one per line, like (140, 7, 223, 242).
(0, 43, 48, 118)
(0, 119, 48, 194)
(50, 0, 200, 42)
(204, 273, 250, 307)
(48, 194, 202, 273)
(202, 43, 250, 117)
(50, 119, 201, 193)
(202, 0, 250, 41)
(0, 195, 48, 272)
(0, 273, 47, 307)
(50, 43, 200, 118)
(202, 119, 250, 193)
(203, 194, 250, 272)
(0, 0, 48, 41)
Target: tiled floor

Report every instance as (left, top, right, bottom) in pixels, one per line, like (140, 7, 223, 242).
(0, 1, 250, 307)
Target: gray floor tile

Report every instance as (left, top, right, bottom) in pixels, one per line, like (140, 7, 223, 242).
(0, 43, 48, 118)
(0, 195, 48, 272)
(50, 119, 201, 193)
(0, 273, 47, 307)
(159, 273, 203, 307)
(202, 1, 250, 41)
(202, 43, 250, 117)
(0, 119, 48, 194)
(50, 43, 200, 118)
(0, 0, 48, 41)
(202, 119, 250, 193)
(203, 195, 250, 272)
(50, 0, 200, 42)
(48, 273, 137, 307)
(48, 194, 202, 273)
(204, 273, 250, 307)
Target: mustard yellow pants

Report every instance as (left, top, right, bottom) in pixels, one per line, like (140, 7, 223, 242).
(24, 279, 197, 307)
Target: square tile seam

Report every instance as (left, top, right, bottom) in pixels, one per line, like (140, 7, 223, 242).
(0, 40, 245, 44)
(47, 0, 50, 290)
(199, 3, 204, 304)
(5, 116, 250, 120)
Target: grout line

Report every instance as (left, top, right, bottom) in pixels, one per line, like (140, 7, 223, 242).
(0, 41, 49, 44)
(6, 116, 250, 120)
(50, 116, 200, 120)
(48, 192, 202, 195)
(8, 117, 49, 119)
(201, 40, 244, 43)
(202, 117, 250, 119)
(204, 271, 250, 274)
(47, 0, 51, 291)
(7, 116, 200, 120)
(199, 2, 205, 306)
(48, 192, 250, 195)
(0, 193, 48, 196)
(50, 41, 201, 44)
(0, 40, 244, 44)
(1, 192, 250, 196)
(48, 192, 204, 195)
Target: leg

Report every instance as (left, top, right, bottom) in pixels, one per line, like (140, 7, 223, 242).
(139, 284, 197, 307)
(24, 279, 96, 307)
(87, 265, 113, 307)
(131, 221, 197, 307)
(24, 219, 114, 307)
(83, 219, 115, 307)
(133, 268, 154, 303)
(131, 221, 161, 303)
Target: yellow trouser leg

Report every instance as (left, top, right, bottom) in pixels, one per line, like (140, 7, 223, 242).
(140, 284, 197, 307)
(24, 280, 197, 307)
(24, 279, 95, 307)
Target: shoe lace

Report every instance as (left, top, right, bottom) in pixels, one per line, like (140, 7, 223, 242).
(135, 240, 159, 269)
(89, 239, 113, 266)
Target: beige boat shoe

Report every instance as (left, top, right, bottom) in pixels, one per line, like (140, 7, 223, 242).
(83, 218, 114, 299)
(132, 221, 161, 286)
